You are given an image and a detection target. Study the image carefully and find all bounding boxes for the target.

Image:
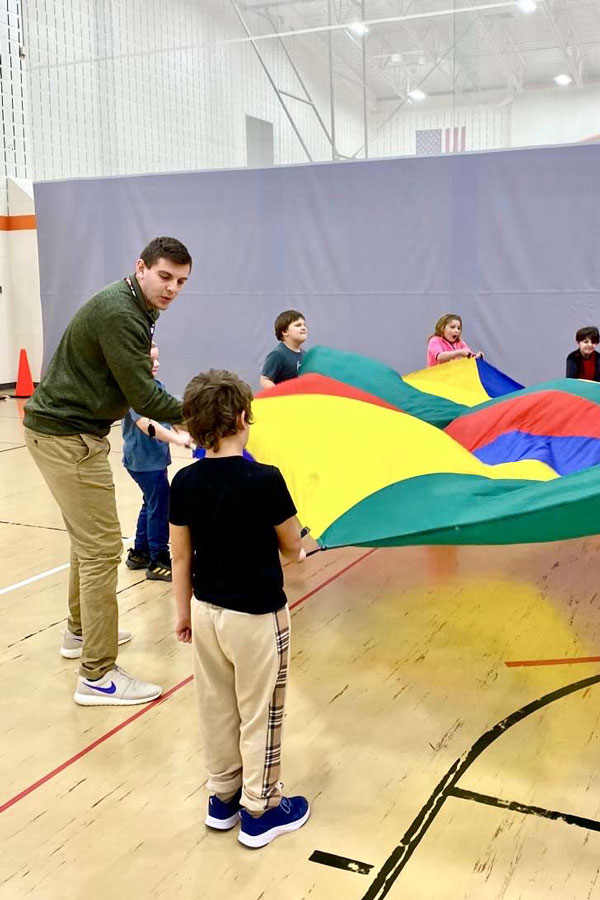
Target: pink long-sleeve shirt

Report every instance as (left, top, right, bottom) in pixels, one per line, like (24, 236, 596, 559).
(427, 336, 473, 368)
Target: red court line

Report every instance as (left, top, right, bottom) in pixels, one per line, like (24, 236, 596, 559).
(505, 655, 600, 668)
(289, 547, 377, 610)
(1, 547, 376, 814)
(0, 675, 193, 815)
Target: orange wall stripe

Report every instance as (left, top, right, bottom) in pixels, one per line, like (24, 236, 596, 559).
(0, 214, 37, 231)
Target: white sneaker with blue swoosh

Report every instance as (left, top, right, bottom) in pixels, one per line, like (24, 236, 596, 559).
(74, 665, 162, 706)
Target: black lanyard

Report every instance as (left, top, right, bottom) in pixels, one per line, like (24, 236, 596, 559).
(124, 276, 155, 339)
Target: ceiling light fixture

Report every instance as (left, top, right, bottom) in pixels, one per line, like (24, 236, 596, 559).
(553, 73, 572, 86)
(408, 89, 427, 101)
(516, 0, 537, 12)
(348, 21, 369, 37)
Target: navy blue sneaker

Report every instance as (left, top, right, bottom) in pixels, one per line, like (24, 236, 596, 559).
(205, 788, 242, 830)
(238, 796, 310, 848)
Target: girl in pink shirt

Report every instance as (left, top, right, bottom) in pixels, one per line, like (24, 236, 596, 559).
(427, 313, 484, 367)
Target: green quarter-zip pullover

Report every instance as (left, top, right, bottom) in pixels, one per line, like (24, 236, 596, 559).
(24, 275, 183, 436)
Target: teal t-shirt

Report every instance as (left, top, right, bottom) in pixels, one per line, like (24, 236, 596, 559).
(262, 343, 304, 384)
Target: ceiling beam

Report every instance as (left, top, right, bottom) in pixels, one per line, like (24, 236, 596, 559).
(221, 2, 546, 44)
(542, 0, 584, 88)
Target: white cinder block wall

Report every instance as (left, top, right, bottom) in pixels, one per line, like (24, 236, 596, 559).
(1, 0, 31, 384)
(370, 103, 512, 158)
(1, 0, 599, 383)
(0, 0, 366, 383)
(23, 0, 365, 179)
(511, 85, 600, 148)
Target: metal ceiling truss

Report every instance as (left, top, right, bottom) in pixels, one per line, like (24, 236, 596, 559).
(351, 15, 476, 156)
(465, 1, 526, 93)
(232, 0, 380, 161)
(230, 0, 319, 160)
(371, 0, 478, 97)
(543, 0, 584, 88)
(231, 0, 591, 164)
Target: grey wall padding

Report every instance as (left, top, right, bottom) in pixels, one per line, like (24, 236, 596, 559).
(34, 143, 600, 394)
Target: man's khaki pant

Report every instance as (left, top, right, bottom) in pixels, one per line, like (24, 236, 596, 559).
(191, 599, 291, 814)
(25, 428, 123, 680)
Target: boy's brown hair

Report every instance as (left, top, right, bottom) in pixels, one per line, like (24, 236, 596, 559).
(183, 369, 254, 452)
(576, 326, 599, 344)
(274, 309, 305, 341)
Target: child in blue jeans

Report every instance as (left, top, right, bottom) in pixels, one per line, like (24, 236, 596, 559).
(122, 342, 191, 581)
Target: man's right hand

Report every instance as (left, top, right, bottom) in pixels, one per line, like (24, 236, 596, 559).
(173, 429, 193, 447)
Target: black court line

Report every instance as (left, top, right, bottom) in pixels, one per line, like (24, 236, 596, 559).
(0, 444, 25, 452)
(360, 673, 600, 900)
(1, 522, 134, 540)
(7, 579, 158, 648)
(117, 578, 147, 595)
(7, 618, 65, 649)
(310, 850, 373, 875)
(0, 519, 68, 533)
(450, 787, 600, 833)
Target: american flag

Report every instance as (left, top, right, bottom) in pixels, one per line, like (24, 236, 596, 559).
(416, 126, 466, 156)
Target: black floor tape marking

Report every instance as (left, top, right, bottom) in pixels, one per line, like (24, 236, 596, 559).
(310, 850, 373, 875)
(0, 519, 67, 532)
(450, 786, 600, 832)
(359, 672, 600, 900)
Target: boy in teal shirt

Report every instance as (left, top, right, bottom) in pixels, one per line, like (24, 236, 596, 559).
(260, 310, 307, 389)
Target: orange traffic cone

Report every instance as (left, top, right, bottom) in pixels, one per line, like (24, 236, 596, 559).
(15, 348, 34, 397)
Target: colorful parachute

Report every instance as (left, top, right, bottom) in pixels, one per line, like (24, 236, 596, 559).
(301, 345, 524, 428)
(247, 347, 600, 549)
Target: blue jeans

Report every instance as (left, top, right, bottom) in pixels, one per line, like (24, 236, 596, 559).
(127, 468, 170, 561)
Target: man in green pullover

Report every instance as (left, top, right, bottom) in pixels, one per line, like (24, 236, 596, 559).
(24, 236, 192, 706)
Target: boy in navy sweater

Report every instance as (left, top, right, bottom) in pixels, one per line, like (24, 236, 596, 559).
(566, 326, 600, 381)
(122, 342, 192, 581)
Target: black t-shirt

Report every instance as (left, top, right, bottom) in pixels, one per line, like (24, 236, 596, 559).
(262, 343, 305, 384)
(169, 456, 296, 614)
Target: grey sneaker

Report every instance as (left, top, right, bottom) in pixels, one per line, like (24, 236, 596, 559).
(60, 628, 132, 659)
(74, 665, 162, 707)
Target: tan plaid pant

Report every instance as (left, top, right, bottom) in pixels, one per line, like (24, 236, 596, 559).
(191, 599, 290, 814)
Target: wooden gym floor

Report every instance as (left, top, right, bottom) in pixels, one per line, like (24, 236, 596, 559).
(2, 395, 600, 899)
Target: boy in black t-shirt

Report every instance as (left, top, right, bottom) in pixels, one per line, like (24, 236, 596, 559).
(259, 309, 307, 389)
(170, 369, 309, 849)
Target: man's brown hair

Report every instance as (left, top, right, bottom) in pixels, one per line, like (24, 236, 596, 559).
(140, 236, 192, 270)
(183, 369, 254, 452)
(274, 309, 305, 341)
